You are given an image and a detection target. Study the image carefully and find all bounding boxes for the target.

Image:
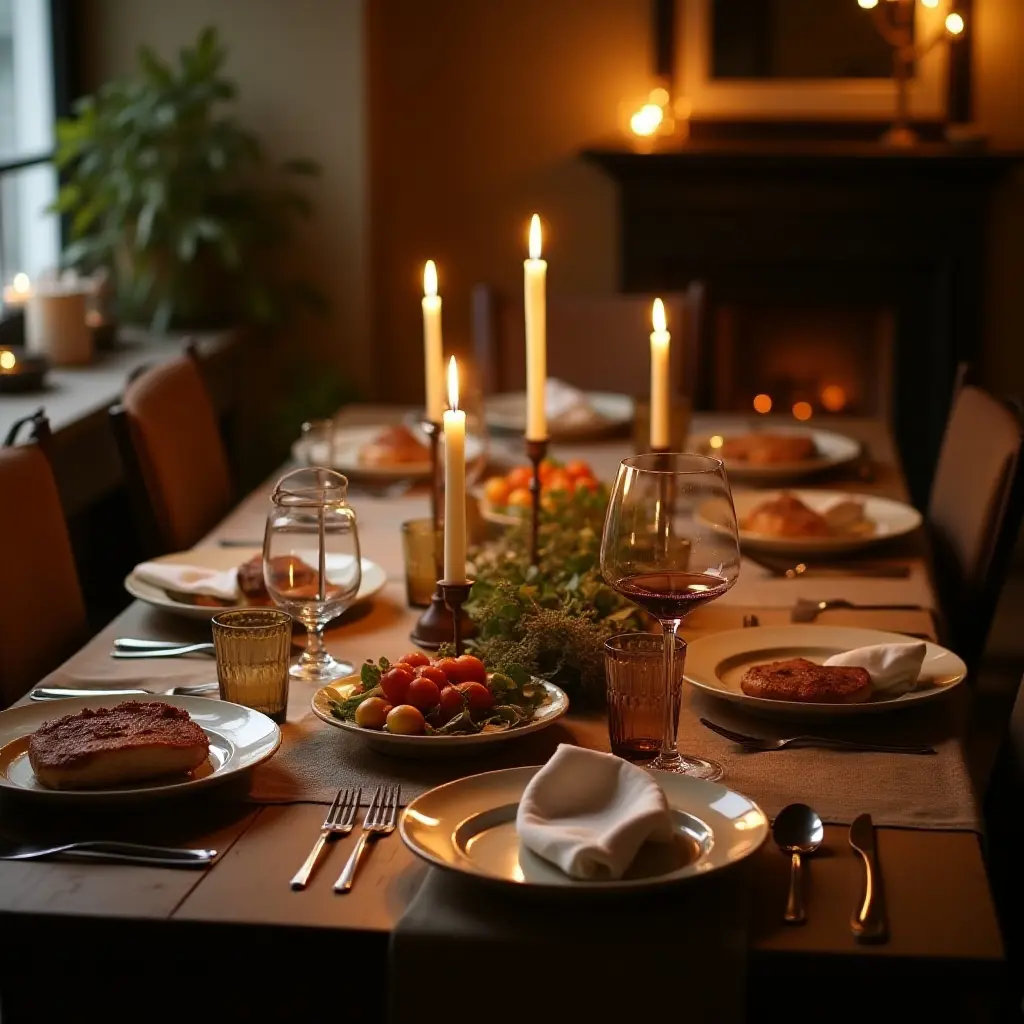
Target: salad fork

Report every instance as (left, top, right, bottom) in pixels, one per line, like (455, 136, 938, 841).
(290, 787, 360, 890)
(334, 784, 400, 894)
(699, 717, 936, 755)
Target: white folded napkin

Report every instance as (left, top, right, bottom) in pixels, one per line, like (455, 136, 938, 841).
(544, 379, 603, 429)
(515, 744, 674, 881)
(824, 641, 927, 695)
(133, 561, 240, 600)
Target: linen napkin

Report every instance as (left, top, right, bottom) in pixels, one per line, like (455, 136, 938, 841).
(824, 641, 927, 695)
(515, 744, 674, 880)
(544, 378, 603, 430)
(133, 561, 240, 600)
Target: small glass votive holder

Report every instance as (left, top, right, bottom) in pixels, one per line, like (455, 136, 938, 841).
(402, 518, 441, 608)
(300, 418, 336, 468)
(211, 609, 293, 723)
(604, 631, 685, 761)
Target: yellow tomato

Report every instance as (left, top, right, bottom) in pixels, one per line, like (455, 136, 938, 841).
(505, 466, 532, 491)
(546, 470, 573, 494)
(507, 487, 532, 510)
(483, 476, 511, 506)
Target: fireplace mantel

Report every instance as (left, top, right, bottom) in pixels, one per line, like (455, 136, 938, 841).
(583, 141, 1021, 504)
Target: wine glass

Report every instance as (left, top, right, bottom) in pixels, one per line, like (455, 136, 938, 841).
(264, 467, 362, 682)
(600, 453, 740, 779)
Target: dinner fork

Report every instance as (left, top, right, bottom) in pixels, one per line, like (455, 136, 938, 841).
(290, 787, 360, 890)
(791, 598, 925, 624)
(113, 642, 216, 659)
(334, 784, 400, 894)
(699, 718, 937, 755)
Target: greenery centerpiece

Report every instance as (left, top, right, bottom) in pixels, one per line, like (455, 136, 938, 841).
(468, 483, 645, 707)
(50, 26, 323, 332)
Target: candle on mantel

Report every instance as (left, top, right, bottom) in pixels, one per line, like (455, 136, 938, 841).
(524, 214, 547, 441)
(2, 273, 31, 310)
(443, 356, 468, 582)
(422, 260, 445, 423)
(650, 297, 671, 450)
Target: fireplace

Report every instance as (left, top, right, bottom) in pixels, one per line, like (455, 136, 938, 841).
(583, 141, 1019, 505)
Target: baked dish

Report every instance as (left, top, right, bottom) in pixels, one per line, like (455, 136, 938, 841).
(358, 425, 428, 468)
(29, 702, 210, 789)
(719, 434, 817, 465)
(741, 492, 871, 539)
(740, 658, 873, 704)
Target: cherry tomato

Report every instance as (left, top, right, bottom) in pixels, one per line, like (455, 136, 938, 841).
(415, 664, 448, 687)
(575, 476, 600, 493)
(546, 470, 573, 494)
(433, 657, 460, 678)
(505, 466, 532, 491)
(386, 704, 425, 735)
(564, 459, 593, 481)
(380, 666, 414, 705)
(398, 651, 430, 669)
(354, 697, 391, 730)
(405, 676, 440, 711)
(538, 458, 557, 485)
(438, 686, 464, 721)
(448, 654, 487, 684)
(456, 681, 494, 712)
(507, 487, 532, 510)
(483, 477, 511, 507)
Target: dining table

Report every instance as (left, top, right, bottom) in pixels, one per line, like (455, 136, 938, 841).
(0, 408, 1005, 1022)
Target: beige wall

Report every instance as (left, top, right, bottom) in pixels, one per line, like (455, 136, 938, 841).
(83, 0, 371, 396)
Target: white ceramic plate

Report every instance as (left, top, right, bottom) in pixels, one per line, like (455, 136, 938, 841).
(0, 695, 281, 803)
(700, 489, 923, 555)
(485, 391, 634, 440)
(292, 425, 486, 482)
(400, 766, 768, 893)
(692, 427, 861, 482)
(125, 547, 388, 622)
(684, 625, 967, 719)
(311, 677, 569, 757)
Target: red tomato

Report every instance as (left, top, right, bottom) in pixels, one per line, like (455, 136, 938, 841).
(505, 466, 532, 491)
(405, 676, 440, 711)
(483, 477, 511, 507)
(564, 459, 593, 481)
(438, 686, 464, 722)
(456, 681, 494, 712)
(546, 471, 573, 494)
(415, 665, 448, 687)
(433, 657, 460, 679)
(398, 651, 430, 669)
(380, 666, 414, 705)
(448, 654, 487, 684)
(575, 476, 600, 493)
(538, 459, 557, 485)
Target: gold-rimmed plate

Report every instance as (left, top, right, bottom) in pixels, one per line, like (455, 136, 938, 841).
(692, 427, 861, 482)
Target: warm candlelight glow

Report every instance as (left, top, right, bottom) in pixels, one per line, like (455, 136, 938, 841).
(11, 273, 29, 295)
(528, 215, 542, 261)
(447, 355, 459, 412)
(921, 0, 939, 7)
(945, 11, 964, 34)
(0, 350, 15, 370)
(423, 260, 437, 298)
(792, 401, 813, 422)
(708, 434, 724, 450)
(753, 394, 773, 414)
(820, 384, 848, 413)
(649, 86, 669, 107)
(857, 0, 878, 8)
(630, 103, 664, 138)
(652, 297, 666, 333)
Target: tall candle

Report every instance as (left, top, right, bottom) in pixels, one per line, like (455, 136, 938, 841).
(443, 356, 468, 582)
(650, 297, 671, 450)
(2, 272, 31, 310)
(524, 214, 547, 441)
(422, 260, 445, 423)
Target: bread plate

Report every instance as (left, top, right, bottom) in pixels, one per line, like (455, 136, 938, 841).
(125, 547, 387, 622)
(485, 391, 634, 441)
(692, 427, 860, 482)
(0, 694, 281, 802)
(683, 625, 966, 719)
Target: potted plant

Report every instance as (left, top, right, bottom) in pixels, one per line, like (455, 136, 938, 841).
(50, 26, 323, 332)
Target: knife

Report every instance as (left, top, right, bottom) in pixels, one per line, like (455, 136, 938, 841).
(849, 813, 889, 943)
(29, 683, 218, 701)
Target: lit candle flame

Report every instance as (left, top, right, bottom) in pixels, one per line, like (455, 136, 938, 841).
(652, 297, 666, 333)
(11, 272, 29, 294)
(423, 259, 437, 298)
(0, 350, 15, 370)
(857, 0, 878, 8)
(945, 11, 964, 34)
(447, 355, 460, 412)
(528, 214, 542, 261)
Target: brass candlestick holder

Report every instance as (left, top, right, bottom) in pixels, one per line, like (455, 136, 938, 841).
(438, 579, 475, 656)
(525, 437, 550, 566)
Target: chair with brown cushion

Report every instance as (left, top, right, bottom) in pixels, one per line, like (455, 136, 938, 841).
(0, 416, 88, 707)
(927, 366, 1024, 670)
(110, 346, 232, 555)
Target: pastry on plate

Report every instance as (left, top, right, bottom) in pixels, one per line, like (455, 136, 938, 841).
(740, 658, 873, 704)
(719, 434, 817, 465)
(28, 701, 210, 789)
(741, 493, 832, 538)
(358, 425, 428, 467)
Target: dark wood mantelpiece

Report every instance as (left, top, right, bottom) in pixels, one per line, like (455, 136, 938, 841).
(582, 141, 1022, 505)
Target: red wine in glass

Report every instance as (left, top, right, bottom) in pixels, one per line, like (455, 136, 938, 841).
(614, 571, 731, 621)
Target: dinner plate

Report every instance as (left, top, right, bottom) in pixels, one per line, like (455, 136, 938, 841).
(684, 625, 967, 719)
(125, 547, 388, 622)
(311, 677, 569, 757)
(291, 425, 486, 482)
(485, 391, 634, 440)
(0, 694, 281, 803)
(400, 766, 768, 893)
(701, 489, 923, 555)
(692, 426, 861, 482)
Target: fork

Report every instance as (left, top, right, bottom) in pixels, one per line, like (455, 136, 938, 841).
(113, 642, 216, 659)
(334, 784, 400, 894)
(699, 717, 936, 755)
(290, 787, 360, 890)
(791, 598, 925, 623)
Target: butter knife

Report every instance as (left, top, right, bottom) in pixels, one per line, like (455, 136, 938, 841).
(849, 813, 889, 943)
(29, 683, 218, 701)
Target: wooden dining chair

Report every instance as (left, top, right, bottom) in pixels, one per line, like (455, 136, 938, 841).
(927, 366, 1024, 671)
(0, 415, 88, 708)
(471, 284, 705, 399)
(110, 345, 232, 555)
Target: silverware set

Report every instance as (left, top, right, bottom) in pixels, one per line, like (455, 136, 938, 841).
(699, 717, 937, 755)
(288, 784, 400, 893)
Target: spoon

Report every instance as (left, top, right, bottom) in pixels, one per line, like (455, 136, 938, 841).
(773, 802, 824, 925)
